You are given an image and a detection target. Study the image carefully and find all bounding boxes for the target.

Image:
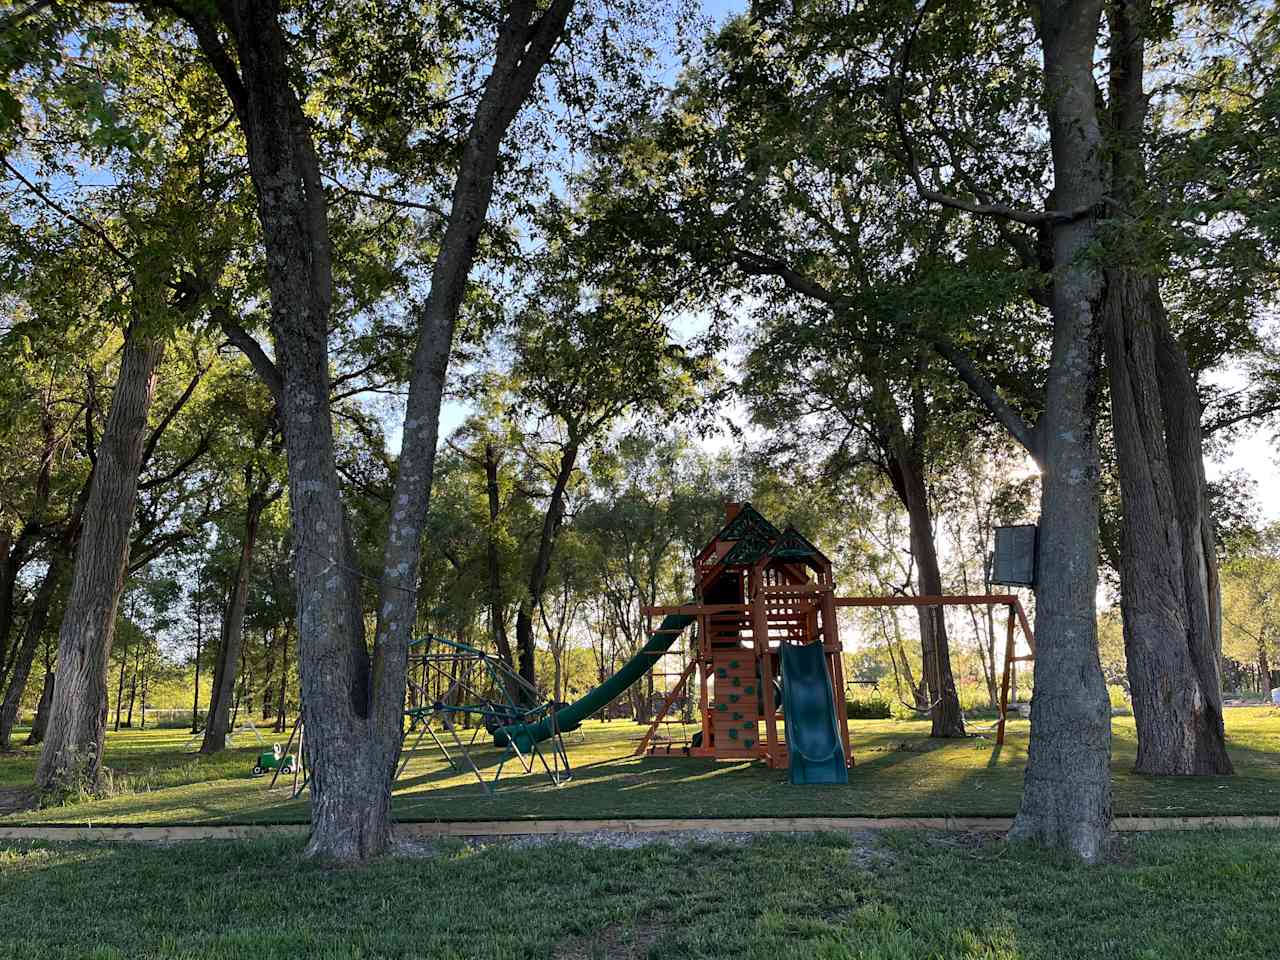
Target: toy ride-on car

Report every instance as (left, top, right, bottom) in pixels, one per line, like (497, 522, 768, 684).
(251, 744, 297, 777)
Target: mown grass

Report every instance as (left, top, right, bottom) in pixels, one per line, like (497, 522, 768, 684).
(2, 708, 1278, 826)
(0, 828, 1277, 958)
(0, 726, 265, 794)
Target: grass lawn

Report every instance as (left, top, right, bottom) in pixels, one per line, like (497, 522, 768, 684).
(1, 707, 1278, 826)
(0, 828, 1278, 958)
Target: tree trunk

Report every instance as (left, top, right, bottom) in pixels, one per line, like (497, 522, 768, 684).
(191, 568, 203, 733)
(113, 635, 129, 732)
(0, 396, 55, 690)
(1104, 275, 1233, 774)
(275, 622, 290, 733)
(515, 441, 579, 697)
(0, 542, 73, 749)
(1007, 0, 1113, 862)
(35, 330, 164, 795)
(262, 628, 276, 721)
(202, 484, 266, 753)
(187, 0, 573, 861)
(139, 662, 149, 729)
(125, 642, 140, 728)
(1100, 0, 1232, 776)
(484, 443, 517, 669)
(877, 382, 965, 737)
(26, 670, 54, 746)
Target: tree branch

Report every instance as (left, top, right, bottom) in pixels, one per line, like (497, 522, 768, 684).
(2, 158, 132, 265)
(889, 0, 1089, 227)
(215, 308, 283, 407)
(139, 368, 204, 471)
(931, 336, 1041, 461)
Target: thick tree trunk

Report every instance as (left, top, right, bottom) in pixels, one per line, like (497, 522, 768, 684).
(1008, 0, 1113, 862)
(35, 330, 164, 795)
(190, 0, 573, 861)
(1104, 275, 1234, 774)
(201, 485, 266, 753)
(26, 671, 53, 746)
(1099, 0, 1232, 775)
(515, 441, 579, 697)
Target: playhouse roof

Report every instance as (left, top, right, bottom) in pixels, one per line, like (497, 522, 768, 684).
(767, 525, 831, 568)
(717, 502, 781, 544)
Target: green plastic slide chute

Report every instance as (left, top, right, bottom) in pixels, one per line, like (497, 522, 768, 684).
(779, 640, 849, 785)
(496, 612, 696, 751)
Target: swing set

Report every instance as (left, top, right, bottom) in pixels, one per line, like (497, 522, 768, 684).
(834, 593, 1036, 745)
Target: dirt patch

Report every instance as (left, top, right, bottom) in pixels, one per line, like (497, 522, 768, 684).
(846, 828, 897, 871)
(394, 829, 762, 856)
(0, 787, 36, 817)
(552, 916, 665, 960)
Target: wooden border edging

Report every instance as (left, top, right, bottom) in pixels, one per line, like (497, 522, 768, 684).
(0, 815, 1277, 843)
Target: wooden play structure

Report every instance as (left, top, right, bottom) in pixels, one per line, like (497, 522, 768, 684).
(635, 504, 1037, 773)
(464, 502, 1035, 787)
(638, 503, 853, 779)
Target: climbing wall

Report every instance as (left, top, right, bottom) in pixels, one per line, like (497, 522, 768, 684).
(710, 651, 760, 756)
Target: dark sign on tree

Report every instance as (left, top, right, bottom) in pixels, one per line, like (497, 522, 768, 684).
(990, 525, 1038, 588)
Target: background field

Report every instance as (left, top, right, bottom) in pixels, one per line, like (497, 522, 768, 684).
(3, 707, 1277, 827)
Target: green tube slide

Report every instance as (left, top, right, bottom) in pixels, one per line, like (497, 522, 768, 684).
(779, 641, 849, 785)
(496, 612, 696, 752)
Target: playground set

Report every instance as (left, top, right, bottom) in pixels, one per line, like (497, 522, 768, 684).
(262, 502, 1035, 793)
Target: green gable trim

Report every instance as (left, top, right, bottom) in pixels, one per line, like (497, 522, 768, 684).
(718, 502, 781, 543)
(722, 529, 773, 566)
(768, 526, 826, 562)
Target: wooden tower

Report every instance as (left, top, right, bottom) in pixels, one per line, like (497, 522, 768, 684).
(639, 503, 852, 770)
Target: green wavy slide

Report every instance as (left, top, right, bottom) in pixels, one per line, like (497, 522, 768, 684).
(497, 612, 696, 751)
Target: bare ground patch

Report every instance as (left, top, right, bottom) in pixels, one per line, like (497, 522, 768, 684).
(551, 916, 665, 960)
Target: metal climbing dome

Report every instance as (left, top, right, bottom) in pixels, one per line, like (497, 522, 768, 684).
(399, 635, 572, 796)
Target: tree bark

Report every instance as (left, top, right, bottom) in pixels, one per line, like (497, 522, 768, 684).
(125, 641, 140, 728)
(113, 632, 129, 732)
(483, 443, 518, 667)
(183, 0, 573, 861)
(515, 441, 579, 697)
(26, 670, 53, 746)
(191, 565, 204, 732)
(262, 627, 276, 721)
(1104, 275, 1233, 774)
(1100, 0, 1232, 775)
(0, 557, 68, 749)
(201, 481, 267, 753)
(1007, 0, 1114, 862)
(35, 329, 165, 795)
(275, 621, 290, 732)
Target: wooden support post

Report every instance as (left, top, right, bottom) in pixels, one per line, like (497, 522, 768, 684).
(996, 604, 1017, 746)
(822, 588, 852, 766)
